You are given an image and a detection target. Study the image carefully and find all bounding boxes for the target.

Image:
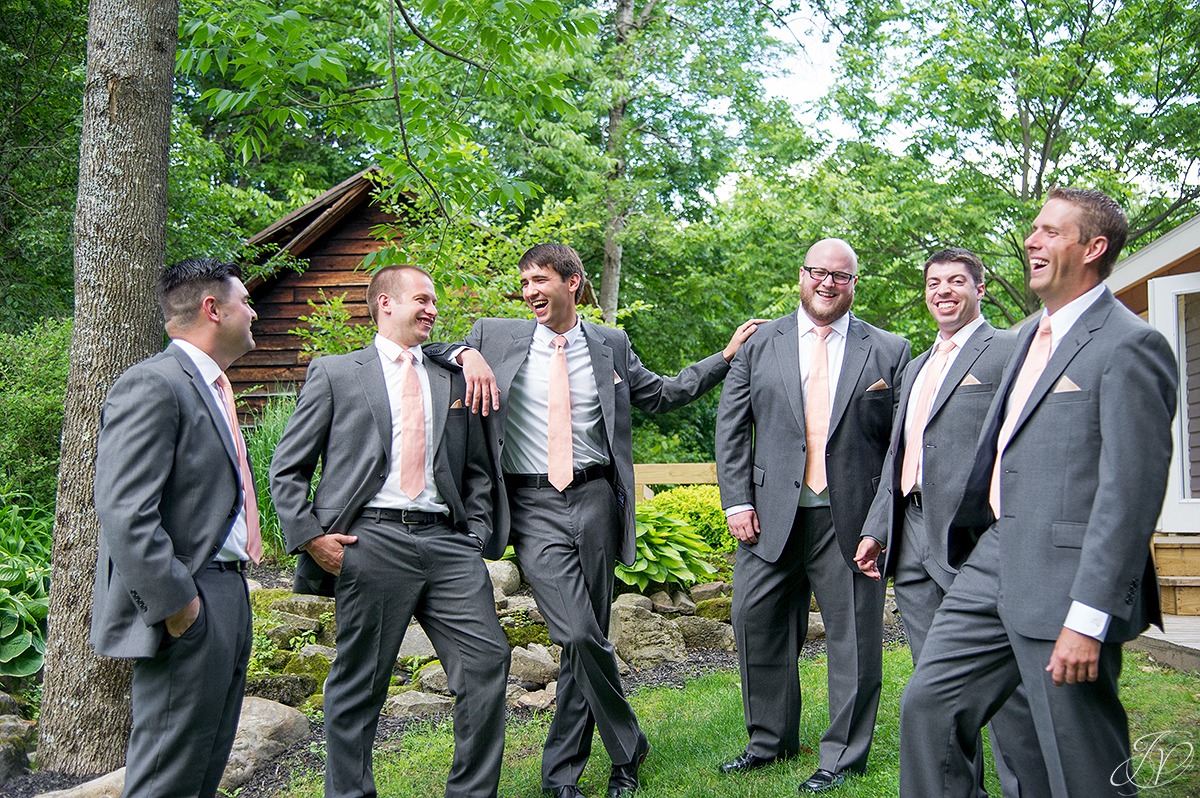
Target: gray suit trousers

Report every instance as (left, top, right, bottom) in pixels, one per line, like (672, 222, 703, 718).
(901, 528, 1132, 797)
(124, 567, 252, 798)
(508, 478, 645, 789)
(323, 516, 510, 798)
(895, 502, 1048, 798)
(732, 507, 882, 774)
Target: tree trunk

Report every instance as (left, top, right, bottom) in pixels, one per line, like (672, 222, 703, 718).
(598, 0, 636, 324)
(38, 0, 178, 773)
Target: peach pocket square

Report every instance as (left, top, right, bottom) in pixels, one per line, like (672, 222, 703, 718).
(451, 399, 464, 409)
(959, 374, 982, 386)
(866, 379, 890, 392)
(614, 370, 623, 385)
(1052, 376, 1082, 393)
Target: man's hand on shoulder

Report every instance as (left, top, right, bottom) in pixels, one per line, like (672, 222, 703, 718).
(304, 533, 359, 576)
(722, 319, 769, 361)
(458, 349, 500, 416)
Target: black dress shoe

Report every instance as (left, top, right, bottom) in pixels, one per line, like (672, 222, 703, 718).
(545, 786, 585, 798)
(719, 750, 790, 774)
(798, 768, 846, 793)
(607, 736, 650, 797)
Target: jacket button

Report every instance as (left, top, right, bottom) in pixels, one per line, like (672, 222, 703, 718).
(794, 481, 802, 489)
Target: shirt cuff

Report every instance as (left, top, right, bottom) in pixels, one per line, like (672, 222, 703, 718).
(450, 345, 470, 363)
(724, 504, 754, 518)
(1063, 601, 1111, 640)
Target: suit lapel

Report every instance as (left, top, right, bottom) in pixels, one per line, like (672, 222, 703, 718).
(427, 362, 450, 458)
(771, 314, 805, 431)
(167, 344, 239, 467)
(354, 346, 393, 459)
(928, 323, 994, 422)
(830, 316, 869, 436)
(582, 322, 616, 447)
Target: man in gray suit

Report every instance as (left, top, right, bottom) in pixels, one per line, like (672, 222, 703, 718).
(91, 258, 260, 798)
(429, 243, 760, 798)
(900, 188, 1178, 797)
(855, 248, 1047, 797)
(270, 266, 509, 798)
(715, 239, 910, 793)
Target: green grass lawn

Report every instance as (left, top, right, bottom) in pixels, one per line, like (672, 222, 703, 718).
(276, 645, 1200, 797)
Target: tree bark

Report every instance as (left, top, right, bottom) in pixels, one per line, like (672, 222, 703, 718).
(38, 0, 178, 773)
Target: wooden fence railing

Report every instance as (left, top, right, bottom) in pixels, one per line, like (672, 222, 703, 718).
(632, 462, 718, 502)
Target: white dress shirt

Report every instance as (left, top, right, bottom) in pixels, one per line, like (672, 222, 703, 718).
(503, 322, 609, 475)
(367, 334, 449, 514)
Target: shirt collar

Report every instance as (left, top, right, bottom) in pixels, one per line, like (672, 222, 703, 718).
(940, 314, 986, 348)
(171, 338, 223, 386)
(1041, 283, 1107, 347)
(375, 333, 423, 364)
(797, 308, 851, 339)
(533, 320, 583, 349)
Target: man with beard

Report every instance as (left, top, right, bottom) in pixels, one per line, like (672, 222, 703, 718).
(715, 238, 910, 793)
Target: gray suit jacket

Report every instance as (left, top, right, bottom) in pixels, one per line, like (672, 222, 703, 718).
(716, 313, 910, 566)
(950, 290, 1177, 642)
(427, 318, 730, 566)
(269, 345, 498, 595)
(91, 344, 246, 659)
(862, 322, 1017, 583)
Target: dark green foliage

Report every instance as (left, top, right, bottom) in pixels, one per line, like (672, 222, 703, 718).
(0, 318, 71, 506)
(0, 489, 52, 678)
(244, 393, 300, 562)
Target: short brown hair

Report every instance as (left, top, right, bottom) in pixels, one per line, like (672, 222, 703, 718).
(924, 247, 985, 285)
(518, 243, 587, 302)
(1047, 187, 1128, 279)
(157, 258, 242, 328)
(366, 265, 431, 322)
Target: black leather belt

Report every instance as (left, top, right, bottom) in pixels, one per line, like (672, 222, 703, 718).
(361, 507, 448, 526)
(505, 463, 608, 489)
(207, 560, 247, 573)
(908, 491, 923, 509)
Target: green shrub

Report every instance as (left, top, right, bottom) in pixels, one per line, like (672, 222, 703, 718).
(0, 318, 71, 507)
(0, 489, 52, 677)
(644, 484, 733, 553)
(615, 505, 718, 592)
(244, 393, 300, 562)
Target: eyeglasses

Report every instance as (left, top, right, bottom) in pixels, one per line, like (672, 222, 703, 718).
(802, 266, 857, 286)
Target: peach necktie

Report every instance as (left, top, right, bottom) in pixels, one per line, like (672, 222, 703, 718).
(989, 316, 1053, 516)
(547, 335, 573, 491)
(804, 326, 833, 493)
(397, 350, 426, 500)
(215, 374, 262, 564)
(900, 339, 957, 495)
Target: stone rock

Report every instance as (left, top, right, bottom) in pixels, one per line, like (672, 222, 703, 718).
(245, 674, 320, 707)
(493, 588, 509, 610)
(244, 577, 263, 593)
(648, 590, 672, 607)
(383, 690, 453, 718)
(270, 594, 336, 622)
(689, 581, 731, 603)
(806, 612, 825, 641)
(263, 611, 321, 651)
(0, 692, 19, 717)
(608, 605, 686, 667)
(501, 595, 540, 615)
(398, 622, 437, 660)
(283, 644, 337, 685)
(218, 698, 310, 792)
(514, 681, 557, 711)
(694, 596, 733, 622)
(34, 768, 126, 797)
(612, 593, 653, 611)
(670, 590, 696, 614)
(510, 645, 558, 686)
(36, 699, 309, 798)
(417, 662, 449, 694)
(486, 560, 521, 596)
(883, 592, 900, 627)
(0, 715, 35, 783)
(675, 616, 736, 651)
(505, 684, 529, 707)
